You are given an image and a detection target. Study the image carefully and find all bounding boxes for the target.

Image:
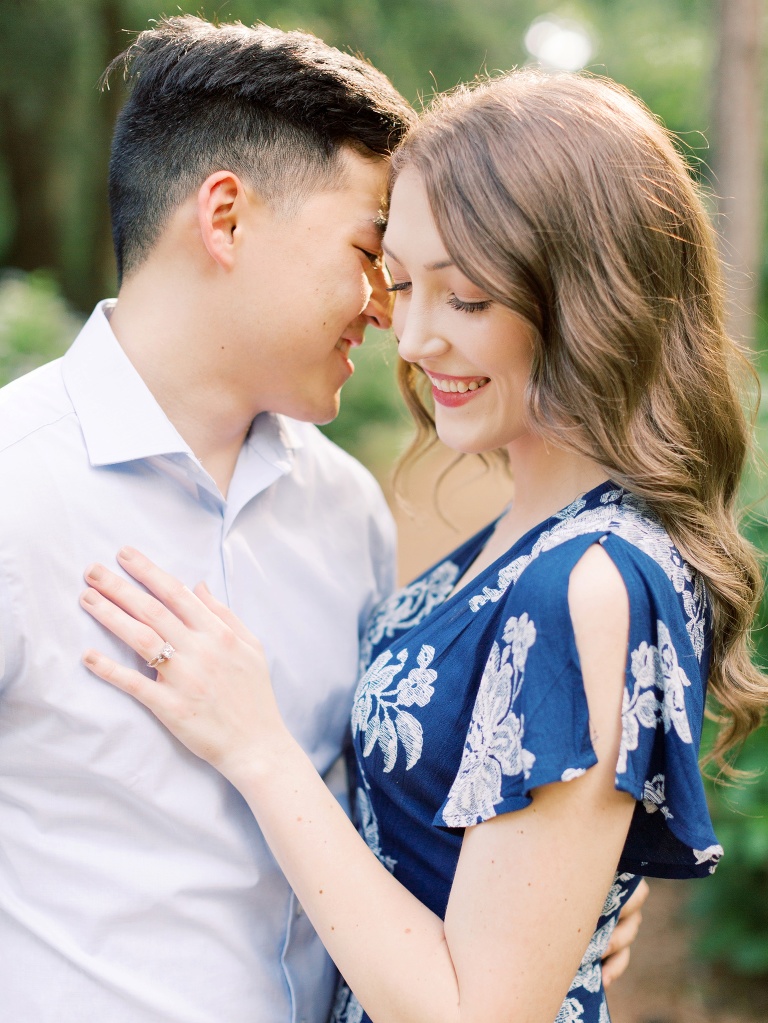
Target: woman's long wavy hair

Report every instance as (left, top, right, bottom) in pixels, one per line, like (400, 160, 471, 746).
(391, 70, 766, 770)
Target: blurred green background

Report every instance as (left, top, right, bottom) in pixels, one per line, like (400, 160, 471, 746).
(1, 0, 767, 1015)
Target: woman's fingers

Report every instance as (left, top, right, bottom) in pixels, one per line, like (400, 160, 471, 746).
(84, 559, 189, 649)
(115, 547, 218, 632)
(81, 586, 172, 666)
(194, 582, 263, 651)
(83, 647, 168, 706)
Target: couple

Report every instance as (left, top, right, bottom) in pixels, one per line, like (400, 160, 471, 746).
(1, 15, 764, 1023)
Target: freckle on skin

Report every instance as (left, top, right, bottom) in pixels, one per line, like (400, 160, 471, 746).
(319, 889, 324, 895)
(405, 928, 411, 934)
(296, 816, 302, 822)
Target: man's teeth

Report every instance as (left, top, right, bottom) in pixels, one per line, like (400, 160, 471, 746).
(431, 376, 490, 393)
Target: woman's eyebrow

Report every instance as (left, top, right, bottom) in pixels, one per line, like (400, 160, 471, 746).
(382, 244, 454, 272)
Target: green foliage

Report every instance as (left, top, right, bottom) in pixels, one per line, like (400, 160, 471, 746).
(693, 723, 768, 975)
(320, 329, 410, 471)
(0, 271, 83, 386)
(0, 0, 721, 314)
(690, 386, 768, 976)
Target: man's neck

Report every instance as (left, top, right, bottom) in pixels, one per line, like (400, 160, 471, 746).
(108, 283, 254, 498)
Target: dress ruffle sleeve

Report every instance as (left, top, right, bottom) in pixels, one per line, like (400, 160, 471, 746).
(434, 531, 723, 879)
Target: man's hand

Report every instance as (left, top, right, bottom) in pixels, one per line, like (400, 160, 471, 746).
(602, 879, 649, 988)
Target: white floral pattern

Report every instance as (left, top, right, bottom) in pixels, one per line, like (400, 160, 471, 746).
(352, 644, 437, 773)
(568, 918, 616, 994)
(360, 561, 460, 671)
(357, 784, 396, 872)
(330, 985, 363, 1023)
(467, 490, 708, 664)
(642, 773, 673, 819)
(442, 614, 537, 826)
(556, 997, 586, 1023)
(601, 872, 637, 917)
(618, 621, 693, 775)
(693, 844, 724, 874)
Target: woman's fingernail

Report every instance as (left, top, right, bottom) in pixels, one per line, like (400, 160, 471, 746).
(81, 589, 98, 605)
(199, 581, 211, 594)
(85, 564, 102, 581)
(83, 651, 97, 666)
(118, 546, 135, 561)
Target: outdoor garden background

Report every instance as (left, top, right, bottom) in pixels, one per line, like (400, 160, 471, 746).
(1, 1, 766, 1020)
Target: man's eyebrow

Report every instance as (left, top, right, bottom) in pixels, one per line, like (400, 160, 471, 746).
(382, 244, 454, 272)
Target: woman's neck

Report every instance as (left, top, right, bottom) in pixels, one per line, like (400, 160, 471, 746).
(498, 434, 609, 546)
(448, 435, 608, 596)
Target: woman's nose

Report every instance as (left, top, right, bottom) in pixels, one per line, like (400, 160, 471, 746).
(394, 305, 450, 365)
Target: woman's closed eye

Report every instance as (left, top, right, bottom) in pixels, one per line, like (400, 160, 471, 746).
(385, 281, 491, 315)
(448, 294, 492, 314)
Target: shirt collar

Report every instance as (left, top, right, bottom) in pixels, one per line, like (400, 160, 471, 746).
(61, 301, 303, 472)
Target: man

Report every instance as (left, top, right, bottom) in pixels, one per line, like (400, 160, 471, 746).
(0, 16, 642, 1022)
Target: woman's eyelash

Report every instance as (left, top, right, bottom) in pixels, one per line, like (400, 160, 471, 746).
(384, 283, 491, 314)
(448, 295, 492, 313)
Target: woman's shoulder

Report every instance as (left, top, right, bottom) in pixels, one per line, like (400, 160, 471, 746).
(467, 486, 704, 627)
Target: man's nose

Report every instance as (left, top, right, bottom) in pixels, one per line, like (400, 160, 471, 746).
(361, 264, 393, 331)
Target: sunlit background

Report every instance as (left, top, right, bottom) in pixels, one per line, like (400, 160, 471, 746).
(1, 2, 767, 1020)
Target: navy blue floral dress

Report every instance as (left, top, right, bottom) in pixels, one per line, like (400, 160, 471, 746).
(332, 481, 722, 1023)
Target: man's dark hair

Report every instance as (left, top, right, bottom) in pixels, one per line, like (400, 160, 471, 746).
(104, 16, 416, 280)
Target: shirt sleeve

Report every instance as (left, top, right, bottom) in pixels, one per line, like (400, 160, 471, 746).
(0, 550, 22, 693)
(435, 531, 722, 880)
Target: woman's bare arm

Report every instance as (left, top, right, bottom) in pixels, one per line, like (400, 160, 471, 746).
(80, 544, 635, 1023)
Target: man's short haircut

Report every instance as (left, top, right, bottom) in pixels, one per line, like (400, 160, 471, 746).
(104, 16, 416, 280)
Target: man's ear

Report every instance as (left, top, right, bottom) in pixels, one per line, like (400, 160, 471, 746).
(197, 171, 246, 270)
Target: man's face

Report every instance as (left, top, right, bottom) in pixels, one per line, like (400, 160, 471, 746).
(224, 149, 392, 424)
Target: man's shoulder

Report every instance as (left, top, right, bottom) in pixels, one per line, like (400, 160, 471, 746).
(290, 421, 385, 497)
(0, 358, 74, 457)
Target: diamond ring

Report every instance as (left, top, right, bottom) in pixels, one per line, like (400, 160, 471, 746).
(146, 642, 175, 670)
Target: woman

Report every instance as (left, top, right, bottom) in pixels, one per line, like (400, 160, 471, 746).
(80, 71, 766, 1023)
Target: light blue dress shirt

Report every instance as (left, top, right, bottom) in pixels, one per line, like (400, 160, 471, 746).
(0, 302, 396, 1023)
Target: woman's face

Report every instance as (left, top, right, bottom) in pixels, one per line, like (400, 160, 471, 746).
(383, 169, 536, 456)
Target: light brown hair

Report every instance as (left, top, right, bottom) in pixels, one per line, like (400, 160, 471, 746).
(391, 70, 766, 769)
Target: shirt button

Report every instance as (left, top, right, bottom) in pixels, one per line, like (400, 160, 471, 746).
(295, 901, 304, 916)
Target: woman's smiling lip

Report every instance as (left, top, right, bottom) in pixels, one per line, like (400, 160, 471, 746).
(425, 370, 491, 407)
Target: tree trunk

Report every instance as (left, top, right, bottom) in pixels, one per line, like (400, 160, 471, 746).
(713, 0, 764, 346)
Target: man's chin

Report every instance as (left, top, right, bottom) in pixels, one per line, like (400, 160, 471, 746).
(281, 393, 342, 426)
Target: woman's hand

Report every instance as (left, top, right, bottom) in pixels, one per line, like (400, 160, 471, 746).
(80, 547, 286, 783)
